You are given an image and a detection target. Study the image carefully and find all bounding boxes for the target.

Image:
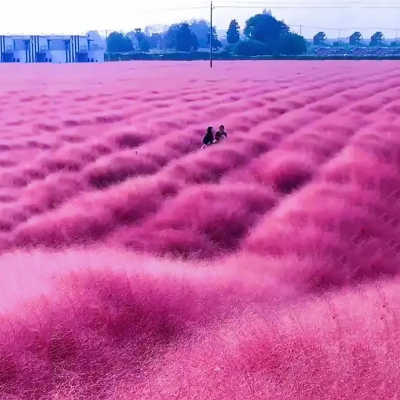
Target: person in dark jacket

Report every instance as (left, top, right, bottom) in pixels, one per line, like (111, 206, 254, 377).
(215, 125, 228, 142)
(202, 126, 215, 148)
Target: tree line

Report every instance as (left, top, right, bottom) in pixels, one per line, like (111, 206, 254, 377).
(106, 11, 308, 57)
(314, 31, 398, 47)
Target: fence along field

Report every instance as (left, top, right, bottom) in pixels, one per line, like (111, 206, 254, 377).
(1, 61, 400, 399)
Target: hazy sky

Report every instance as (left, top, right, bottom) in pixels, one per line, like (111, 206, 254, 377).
(1, 1, 399, 38)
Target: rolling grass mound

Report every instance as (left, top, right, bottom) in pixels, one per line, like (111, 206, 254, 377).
(1, 61, 400, 399)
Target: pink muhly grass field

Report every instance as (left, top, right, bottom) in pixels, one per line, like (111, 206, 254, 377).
(1, 61, 400, 399)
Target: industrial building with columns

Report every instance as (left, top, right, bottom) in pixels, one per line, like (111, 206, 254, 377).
(0, 34, 105, 63)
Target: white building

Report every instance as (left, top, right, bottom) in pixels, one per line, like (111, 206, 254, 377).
(0, 34, 105, 63)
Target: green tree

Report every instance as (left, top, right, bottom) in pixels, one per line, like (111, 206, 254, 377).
(125, 31, 135, 46)
(164, 24, 180, 49)
(191, 32, 199, 51)
(279, 33, 307, 55)
(134, 28, 143, 37)
(189, 19, 209, 48)
(349, 31, 362, 45)
(207, 26, 222, 50)
(242, 13, 305, 55)
(244, 13, 289, 44)
(148, 33, 164, 49)
(140, 37, 151, 52)
(227, 19, 240, 45)
(370, 31, 384, 46)
(176, 23, 195, 51)
(233, 39, 268, 56)
(134, 28, 151, 52)
(164, 23, 197, 51)
(106, 32, 133, 52)
(313, 31, 327, 46)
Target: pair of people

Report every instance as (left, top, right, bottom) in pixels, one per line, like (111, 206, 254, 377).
(202, 125, 228, 148)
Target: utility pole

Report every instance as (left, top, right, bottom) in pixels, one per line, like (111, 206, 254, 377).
(299, 25, 302, 36)
(210, 1, 213, 68)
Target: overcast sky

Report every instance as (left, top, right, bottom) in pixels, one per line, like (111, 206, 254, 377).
(1, 1, 399, 39)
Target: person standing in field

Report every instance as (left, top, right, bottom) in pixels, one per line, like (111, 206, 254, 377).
(202, 126, 215, 148)
(215, 125, 228, 143)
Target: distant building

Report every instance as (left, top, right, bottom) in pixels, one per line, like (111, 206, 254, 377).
(0, 34, 105, 63)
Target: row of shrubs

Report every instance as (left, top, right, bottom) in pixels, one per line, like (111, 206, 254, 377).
(106, 51, 400, 61)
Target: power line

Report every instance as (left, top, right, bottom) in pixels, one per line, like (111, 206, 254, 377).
(215, 1, 349, 4)
(214, 0, 398, 3)
(213, 0, 400, 4)
(212, 0, 400, 8)
(215, 4, 400, 8)
(109, 1, 400, 12)
(214, 0, 399, 2)
(216, 5, 352, 8)
(153, 6, 208, 11)
(104, 2, 400, 14)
